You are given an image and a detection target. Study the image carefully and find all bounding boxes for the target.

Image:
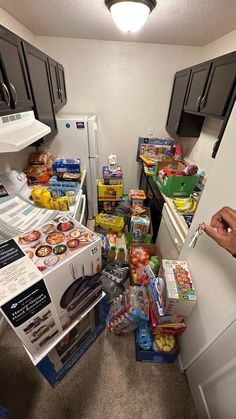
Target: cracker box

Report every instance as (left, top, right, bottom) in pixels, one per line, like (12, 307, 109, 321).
(52, 158, 81, 174)
(161, 260, 197, 316)
(0, 215, 102, 357)
(129, 190, 146, 206)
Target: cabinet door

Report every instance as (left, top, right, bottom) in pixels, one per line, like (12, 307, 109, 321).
(199, 51, 236, 117)
(48, 57, 61, 112)
(58, 63, 67, 107)
(23, 42, 57, 136)
(0, 26, 32, 112)
(166, 69, 190, 135)
(184, 62, 212, 112)
(0, 62, 11, 112)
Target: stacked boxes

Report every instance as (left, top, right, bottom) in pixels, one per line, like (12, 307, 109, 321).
(98, 166, 123, 214)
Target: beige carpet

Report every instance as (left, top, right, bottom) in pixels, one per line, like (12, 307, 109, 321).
(0, 324, 197, 419)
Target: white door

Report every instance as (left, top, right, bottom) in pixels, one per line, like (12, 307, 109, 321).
(186, 318, 236, 419)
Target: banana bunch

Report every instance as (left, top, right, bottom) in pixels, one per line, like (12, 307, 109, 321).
(173, 196, 198, 214)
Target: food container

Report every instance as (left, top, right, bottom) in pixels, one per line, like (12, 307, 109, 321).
(98, 181, 123, 201)
(161, 259, 197, 316)
(102, 166, 122, 185)
(130, 215, 150, 243)
(129, 190, 146, 206)
(154, 162, 198, 197)
(95, 213, 124, 238)
(52, 158, 81, 174)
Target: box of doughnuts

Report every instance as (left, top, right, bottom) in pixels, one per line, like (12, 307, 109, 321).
(0, 215, 103, 358)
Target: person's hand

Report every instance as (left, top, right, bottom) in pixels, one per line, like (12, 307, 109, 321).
(202, 206, 236, 255)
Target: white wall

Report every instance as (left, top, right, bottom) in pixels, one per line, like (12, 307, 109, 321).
(179, 103, 236, 369)
(183, 29, 236, 176)
(0, 7, 38, 45)
(37, 36, 201, 191)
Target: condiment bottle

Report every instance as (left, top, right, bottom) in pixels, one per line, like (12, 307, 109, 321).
(108, 246, 116, 262)
(117, 247, 125, 261)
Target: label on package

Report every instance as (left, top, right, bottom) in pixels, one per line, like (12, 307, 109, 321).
(0, 239, 42, 305)
(1, 279, 51, 327)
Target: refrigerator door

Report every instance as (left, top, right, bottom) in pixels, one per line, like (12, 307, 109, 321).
(87, 115, 99, 158)
(48, 115, 94, 220)
(89, 157, 98, 218)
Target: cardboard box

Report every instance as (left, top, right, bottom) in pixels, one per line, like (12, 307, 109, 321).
(136, 137, 174, 162)
(28, 298, 106, 387)
(129, 190, 146, 206)
(98, 181, 123, 201)
(161, 260, 197, 316)
(135, 333, 178, 363)
(98, 200, 121, 214)
(154, 162, 198, 197)
(102, 166, 122, 185)
(0, 215, 102, 357)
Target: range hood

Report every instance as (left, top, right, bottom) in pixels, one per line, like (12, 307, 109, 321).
(0, 111, 51, 153)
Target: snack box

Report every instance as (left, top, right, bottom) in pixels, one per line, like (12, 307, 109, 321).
(136, 137, 174, 162)
(98, 200, 121, 214)
(102, 166, 122, 185)
(0, 215, 102, 358)
(95, 213, 124, 238)
(49, 176, 80, 191)
(147, 276, 166, 318)
(52, 159, 81, 174)
(26, 298, 106, 387)
(161, 260, 197, 316)
(129, 189, 146, 206)
(130, 214, 150, 243)
(98, 181, 123, 201)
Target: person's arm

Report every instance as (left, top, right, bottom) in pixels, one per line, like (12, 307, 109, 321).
(202, 206, 236, 255)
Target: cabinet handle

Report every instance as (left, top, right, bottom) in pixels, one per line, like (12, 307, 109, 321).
(175, 122, 179, 133)
(200, 95, 206, 109)
(10, 83, 17, 105)
(195, 96, 201, 111)
(1, 83, 10, 106)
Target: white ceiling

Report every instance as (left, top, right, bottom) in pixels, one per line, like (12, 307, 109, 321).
(1, 0, 236, 46)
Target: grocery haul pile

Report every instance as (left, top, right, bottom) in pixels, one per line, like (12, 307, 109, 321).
(102, 239, 196, 362)
(24, 151, 82, 211)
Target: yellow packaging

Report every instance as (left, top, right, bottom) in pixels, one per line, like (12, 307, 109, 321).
(51, 199, 60, 210)
(31, 186, 43, 207)
(58, 196, 70, 211)
(98, 180, 123, 201)
(40, 189, 52, 209)
(95, 213, 124, 238)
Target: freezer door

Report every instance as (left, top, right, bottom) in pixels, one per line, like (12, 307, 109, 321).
(88, 157, 98, 218)
(87, 115, 99, 158)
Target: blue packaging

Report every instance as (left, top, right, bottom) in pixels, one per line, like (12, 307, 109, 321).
(52, 158, 81, 174)
(0, 406, 9, 419)
(49, 176, 80, 190)
(35, 298, 106, 387)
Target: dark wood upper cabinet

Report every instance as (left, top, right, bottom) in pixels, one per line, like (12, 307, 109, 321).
(0, 26, 33, 113)
(184, 62, 212, 113)
(166, 68, 204, 138)
(48, 57, 61, 111)
(58, 63, 67, 106)
(22, 42, 57, 136)
(48, 59, 67, 112)
(199, 51, 236, 117)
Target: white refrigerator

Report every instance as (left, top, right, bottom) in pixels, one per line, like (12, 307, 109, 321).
(48, 114, 99, 219)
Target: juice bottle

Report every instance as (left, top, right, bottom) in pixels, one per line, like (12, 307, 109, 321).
(108, 246, 116, 263)
(31, 186, 42, 207)
(117, 247, 125, 261)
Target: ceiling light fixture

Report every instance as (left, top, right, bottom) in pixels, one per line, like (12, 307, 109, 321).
(105, 0, 157, 32)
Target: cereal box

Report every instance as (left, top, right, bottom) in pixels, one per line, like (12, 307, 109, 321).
(161, 260, 197, 316)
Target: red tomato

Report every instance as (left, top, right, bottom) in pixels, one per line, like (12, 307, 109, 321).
(132, 257, 138, 266)
(139, 255, 147, 264)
